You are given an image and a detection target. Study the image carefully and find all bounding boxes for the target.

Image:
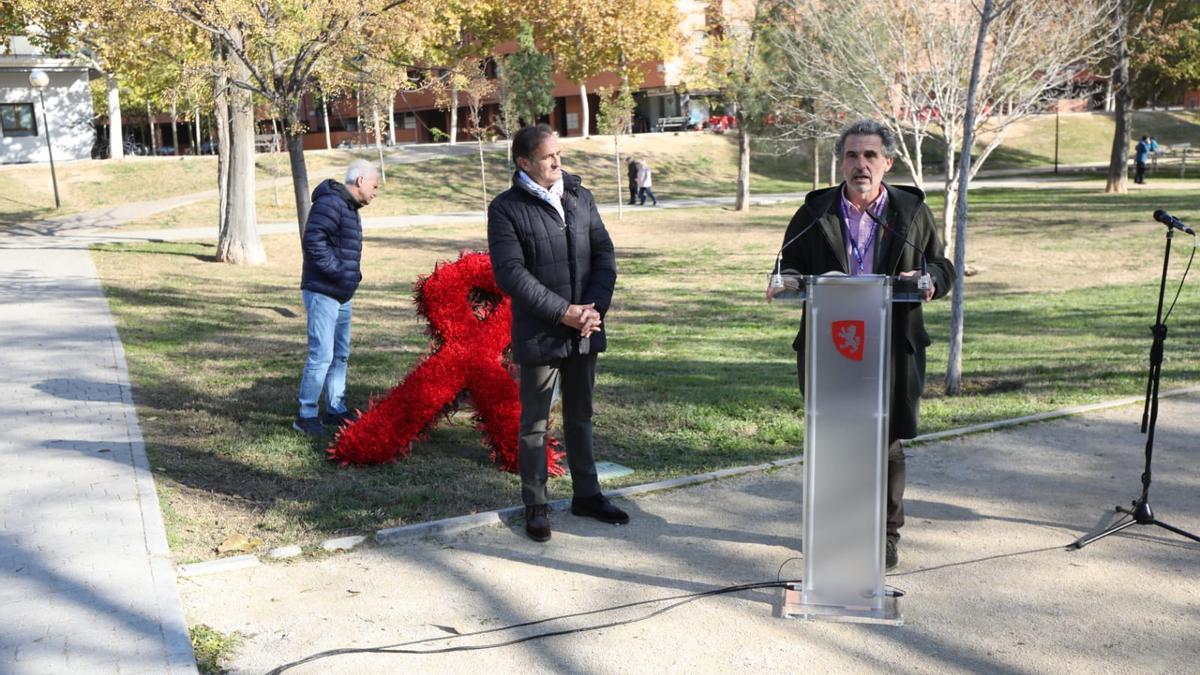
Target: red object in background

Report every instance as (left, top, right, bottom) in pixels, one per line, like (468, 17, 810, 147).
(708, 114, 736, 131)
(329, 251, 563, 475)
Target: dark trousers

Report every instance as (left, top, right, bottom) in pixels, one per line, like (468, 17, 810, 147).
(638, 187, 657, 205)
(518, 354, 602, 506)
(887, 438, 906, 542)
(1135, 160, 1146, 184)
(628, 181, 638, 204)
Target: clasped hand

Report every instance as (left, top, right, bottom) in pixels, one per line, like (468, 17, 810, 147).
(562, 303, 602, 337)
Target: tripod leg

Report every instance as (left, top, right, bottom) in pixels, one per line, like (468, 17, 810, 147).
(1149, 519, 1200, 544)
(1070, 515, 1138, 549)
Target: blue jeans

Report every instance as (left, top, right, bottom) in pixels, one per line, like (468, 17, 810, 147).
(297, 290, 352, 418)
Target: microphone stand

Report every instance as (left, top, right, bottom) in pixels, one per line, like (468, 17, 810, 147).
(1071, 225, 1200, 549)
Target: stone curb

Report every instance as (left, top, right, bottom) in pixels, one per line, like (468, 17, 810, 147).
(99, 251, 200, 672)
(177, 554, 261, 578)
(175, 386, 1200, 573)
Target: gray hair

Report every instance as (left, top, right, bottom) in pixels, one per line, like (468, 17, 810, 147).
(344, 159, 380, 185)
(834, 120, 899, 159)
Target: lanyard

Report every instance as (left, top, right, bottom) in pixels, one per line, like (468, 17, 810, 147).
(840, 199, 881, 275)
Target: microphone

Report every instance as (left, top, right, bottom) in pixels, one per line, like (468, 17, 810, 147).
(1153, 209, 1196, 235)
(863, 208, 931, 294)
(769, 220, 817, 292)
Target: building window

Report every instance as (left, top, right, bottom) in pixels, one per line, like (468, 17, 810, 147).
(0, 103, 38, 137)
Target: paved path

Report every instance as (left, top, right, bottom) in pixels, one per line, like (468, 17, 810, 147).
(180, 394, 1200, 673)
(0, 232, 196, 672)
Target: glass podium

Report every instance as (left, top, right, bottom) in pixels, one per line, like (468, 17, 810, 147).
(771, 272, 923, 625)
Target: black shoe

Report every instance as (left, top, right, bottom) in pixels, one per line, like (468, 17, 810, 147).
(292, 415, 325, 436)
(525, 505, 551, 542)
(571, 493, 630, 524)
(886, 538, 899, 570)
(322, 409, 360, 429)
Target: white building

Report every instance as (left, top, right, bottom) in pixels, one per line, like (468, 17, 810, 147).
(1, 36, 96, 164)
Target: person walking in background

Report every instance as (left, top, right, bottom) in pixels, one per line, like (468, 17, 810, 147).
(487, 124, 628, 542)
(1135, 136, 1150, 184)
(294, 160, 380, 436)
(626, 156, 639, 205)
(636, 159, 658, 206)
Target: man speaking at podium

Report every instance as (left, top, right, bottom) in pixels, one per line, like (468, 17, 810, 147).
(773, 119, 955, 569)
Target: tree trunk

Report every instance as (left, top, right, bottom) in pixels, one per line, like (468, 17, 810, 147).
(946, 0, 997, 396)
(213, 39, 230, 241)
(478, 135, 487, 222)
(942, 142, 957, 247)
(1106, 0, 1131, 194)
(170, 99, 178, 156)
(579, 83, 590, 138)
(388, 93, 397, 145)
(106, 75, 124, 160)
(322, 95, 332, 151)
(217, 31, 265, 265)
(373, 104, 387, 185)
(192, 106, 200, 155)
(355, 88, 363, 147)
(735, 123, 751, 211)
(285, 105, 313, 237)
(811, 138, 819, 191)
(270, 118, 282, 207)
(146, 101, 157, 155)
(941, 181, 957, 255)
(829, 151, 837, 188)
(449, 85, 459, 145)
(614, 135, 622, 220)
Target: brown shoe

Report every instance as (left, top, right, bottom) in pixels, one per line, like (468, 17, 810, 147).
(525, 505, 551, 542)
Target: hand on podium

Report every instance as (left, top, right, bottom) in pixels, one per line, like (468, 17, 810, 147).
(898, 270, 934, 301)
(766, 271, 802, 302)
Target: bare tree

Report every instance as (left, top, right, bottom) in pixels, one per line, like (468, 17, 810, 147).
(947, 0, 1012, 394)
(770, 0, 1114, 247)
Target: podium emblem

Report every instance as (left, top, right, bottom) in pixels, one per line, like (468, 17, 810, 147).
(832, 320, 865, 361)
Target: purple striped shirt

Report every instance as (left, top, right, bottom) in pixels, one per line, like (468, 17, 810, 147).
(840, 187, 888, 275)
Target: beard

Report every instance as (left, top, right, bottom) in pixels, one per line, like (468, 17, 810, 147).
(846, 176, 875, 194)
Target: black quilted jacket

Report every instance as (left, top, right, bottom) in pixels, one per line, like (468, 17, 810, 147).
(487, 171, 617, 364)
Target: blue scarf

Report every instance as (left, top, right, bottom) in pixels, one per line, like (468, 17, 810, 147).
(516, 171, 565, 225)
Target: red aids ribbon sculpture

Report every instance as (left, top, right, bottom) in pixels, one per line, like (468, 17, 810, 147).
(329, 251, 563, 475)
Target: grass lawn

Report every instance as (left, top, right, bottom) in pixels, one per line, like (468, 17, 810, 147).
(91, 183, 1200, 562)
(117, 133, 809, 232)
(915, 110, 1200, 173)
(0, 150, 358, 228)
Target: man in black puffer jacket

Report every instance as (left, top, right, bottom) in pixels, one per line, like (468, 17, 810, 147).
(294, 160, 379, 435)
(488, 124, 627, 542)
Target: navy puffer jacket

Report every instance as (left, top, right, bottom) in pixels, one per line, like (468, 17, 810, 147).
(301, 179, 363, 303)
(488, 171, 617, 364)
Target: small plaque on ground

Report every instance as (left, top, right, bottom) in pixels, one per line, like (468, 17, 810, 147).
(594, 461, 634, 482)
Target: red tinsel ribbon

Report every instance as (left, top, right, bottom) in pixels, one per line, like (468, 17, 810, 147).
(329, 251, 564, 475)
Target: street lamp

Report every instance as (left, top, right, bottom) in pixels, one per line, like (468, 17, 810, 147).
(29, 69, 61, 209)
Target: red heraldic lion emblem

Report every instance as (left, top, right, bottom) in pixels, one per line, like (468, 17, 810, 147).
(329, 251, 563, 475)
(832, 320, 866, 361)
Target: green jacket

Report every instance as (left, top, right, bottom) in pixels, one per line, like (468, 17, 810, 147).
(778, 182, 955, 440)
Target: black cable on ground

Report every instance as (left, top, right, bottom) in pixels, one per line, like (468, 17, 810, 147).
(265, 579, 795, 674)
